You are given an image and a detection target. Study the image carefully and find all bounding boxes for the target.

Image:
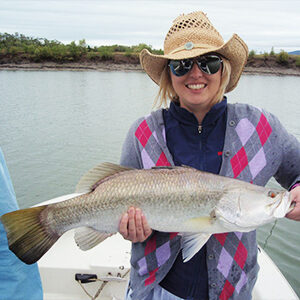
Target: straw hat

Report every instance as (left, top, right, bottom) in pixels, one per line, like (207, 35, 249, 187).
(140, 11, 248, 93)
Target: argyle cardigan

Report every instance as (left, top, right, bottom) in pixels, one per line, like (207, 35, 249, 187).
(120, 103, 300, 300)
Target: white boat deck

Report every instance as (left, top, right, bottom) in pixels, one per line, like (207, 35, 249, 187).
(38, 230, 299, 300)
(39, 231, 131, 300)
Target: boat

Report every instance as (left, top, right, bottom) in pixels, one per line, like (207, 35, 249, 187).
(36, 194, 299, 300)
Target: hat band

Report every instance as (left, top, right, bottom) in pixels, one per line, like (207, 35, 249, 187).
(168, 43, 221, 56)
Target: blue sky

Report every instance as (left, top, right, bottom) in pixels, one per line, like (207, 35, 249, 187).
(1, 0, 299, 53)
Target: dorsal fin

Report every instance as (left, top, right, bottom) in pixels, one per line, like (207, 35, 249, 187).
(75, 162, 134, 193)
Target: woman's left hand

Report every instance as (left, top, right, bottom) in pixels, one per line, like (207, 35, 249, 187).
(286, 186, 300, 221)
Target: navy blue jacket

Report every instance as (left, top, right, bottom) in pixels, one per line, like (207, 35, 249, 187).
(160, 99, 227, 299)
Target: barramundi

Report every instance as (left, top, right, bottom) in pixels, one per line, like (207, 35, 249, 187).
(0, 162, 293, 264)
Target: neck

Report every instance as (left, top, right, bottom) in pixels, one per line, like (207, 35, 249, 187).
(194, 110, 209, 124)
(180, 103, 212, 124)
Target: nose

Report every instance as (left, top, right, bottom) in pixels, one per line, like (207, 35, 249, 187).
(189, 62, 204, 78)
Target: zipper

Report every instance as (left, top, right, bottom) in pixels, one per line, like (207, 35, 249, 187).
(198, 124, 202, 134)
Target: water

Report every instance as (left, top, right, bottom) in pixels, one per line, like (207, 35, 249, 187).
(0, 70, 299, 296)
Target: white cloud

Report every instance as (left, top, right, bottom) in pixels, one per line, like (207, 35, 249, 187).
(0, 0, 299, 52)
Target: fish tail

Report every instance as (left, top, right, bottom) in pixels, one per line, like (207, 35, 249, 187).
(1, 205, 59, 264)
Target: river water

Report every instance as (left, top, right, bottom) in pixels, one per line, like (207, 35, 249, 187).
(0, 70, 299, 296)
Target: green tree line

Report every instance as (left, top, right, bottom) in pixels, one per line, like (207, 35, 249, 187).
(248, 47, 300, 67)
(0, 32, 163, 63)
(0, 32, 299, 67)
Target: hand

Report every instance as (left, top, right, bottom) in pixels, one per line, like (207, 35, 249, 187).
(119, 207, 153, 242)
(286, 186, 300, 221)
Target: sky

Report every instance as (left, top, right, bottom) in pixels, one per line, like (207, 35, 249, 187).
(0, 0, 299, 53)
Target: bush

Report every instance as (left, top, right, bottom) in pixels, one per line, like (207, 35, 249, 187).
(98, 49, 113, 60)
(24, 44, 36, 55)
(295, 56, 300, 68)
(248, 50, 256, 59)
(124, 51, 132, 57)
(152, 49, 163, 55)
(276, 50, 289, 65)
(87, 52, 102, 61)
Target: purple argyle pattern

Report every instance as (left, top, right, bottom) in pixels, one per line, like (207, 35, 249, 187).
(231, 113, 272, 180)
(214, 232, 249, 299)
(215, 112, 273, 299)
(135, 118, 171, 168)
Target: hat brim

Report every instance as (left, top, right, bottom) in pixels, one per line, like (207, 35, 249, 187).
(140, 34, 248, 93)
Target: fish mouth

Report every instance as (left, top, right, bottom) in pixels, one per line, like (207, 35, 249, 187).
(271, 191, 292, 218)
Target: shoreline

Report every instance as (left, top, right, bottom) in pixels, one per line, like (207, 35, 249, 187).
(1, 62, 300, 76)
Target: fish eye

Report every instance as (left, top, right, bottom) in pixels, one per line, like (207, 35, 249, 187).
(268, 191, 278, 198)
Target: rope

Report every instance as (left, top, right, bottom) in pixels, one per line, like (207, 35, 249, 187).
(77, 269, 130, 300)
(262, 219, 278, 250)
(77, 278, 106, 300)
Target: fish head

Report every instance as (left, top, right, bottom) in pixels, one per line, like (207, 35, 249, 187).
(215, 186, 292, 231)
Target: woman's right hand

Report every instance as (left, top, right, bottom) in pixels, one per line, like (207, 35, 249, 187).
(119, 207, 153, 243)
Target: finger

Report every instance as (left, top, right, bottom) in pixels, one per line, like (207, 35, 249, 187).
(142, 213, 153, 238)
(127, 207, 137, 241)
(119, 213, 129, 238)
(135, 208, 144, 241)
(286, 203, 300, 221)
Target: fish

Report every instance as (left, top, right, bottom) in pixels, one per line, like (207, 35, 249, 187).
(0, 162, 293, 265)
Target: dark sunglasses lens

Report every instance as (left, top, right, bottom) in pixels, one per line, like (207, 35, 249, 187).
(169, 56, 222, 76)
(199, 56, 222, 74)
(169, 59, 193, 76)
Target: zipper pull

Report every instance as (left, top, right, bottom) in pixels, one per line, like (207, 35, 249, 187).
(198, 125, 202, 134)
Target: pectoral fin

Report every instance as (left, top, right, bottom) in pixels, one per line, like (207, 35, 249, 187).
(181, 232, 211, 262)
(74, 227, 115, 251)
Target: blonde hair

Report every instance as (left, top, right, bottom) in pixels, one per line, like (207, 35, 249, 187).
(154, 57, 232, 108)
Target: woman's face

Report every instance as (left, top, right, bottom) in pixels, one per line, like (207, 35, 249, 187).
(170, 60, 222, 115)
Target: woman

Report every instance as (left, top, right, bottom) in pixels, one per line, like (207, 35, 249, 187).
(119, 11, 300, 300)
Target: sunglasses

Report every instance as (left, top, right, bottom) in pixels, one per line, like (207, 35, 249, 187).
(169, 55, 223, 77)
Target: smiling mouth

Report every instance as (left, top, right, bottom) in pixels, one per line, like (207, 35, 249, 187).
(186, 83, 207, 90)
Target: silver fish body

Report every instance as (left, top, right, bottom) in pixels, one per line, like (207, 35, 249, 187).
(1, 163, 292, 264)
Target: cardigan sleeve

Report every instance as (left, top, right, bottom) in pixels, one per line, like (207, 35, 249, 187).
(120, 118, 144, 169)
(266, 110, 300, 190)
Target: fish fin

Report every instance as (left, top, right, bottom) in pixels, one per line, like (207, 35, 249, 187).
(75, 162, 134, 193)
(0, 206, 60, 264)
(183, 216, 212, 231)
(74, 227, 115, 251)
(181, 233, 211, 262)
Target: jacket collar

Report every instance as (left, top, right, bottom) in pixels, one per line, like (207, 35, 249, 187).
(169, 97, 227, 126)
